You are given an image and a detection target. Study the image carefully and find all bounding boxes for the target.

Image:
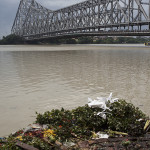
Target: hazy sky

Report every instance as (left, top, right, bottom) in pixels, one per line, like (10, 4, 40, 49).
(0, 0, 84, 38)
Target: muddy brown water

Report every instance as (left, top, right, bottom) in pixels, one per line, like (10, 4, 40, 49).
(0, 44, 150, 136)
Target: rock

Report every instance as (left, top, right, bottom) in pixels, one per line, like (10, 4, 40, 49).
(78, 141, 89, 148)
(55, 140, 62, 146)
(60, 145, 68, 150)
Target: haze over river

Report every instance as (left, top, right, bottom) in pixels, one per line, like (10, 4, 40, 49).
(0, 44, 150, 136)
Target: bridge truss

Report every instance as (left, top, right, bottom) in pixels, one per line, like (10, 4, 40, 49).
(12, 0, 150, 40)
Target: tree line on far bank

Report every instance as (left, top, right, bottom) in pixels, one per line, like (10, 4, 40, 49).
(0, 34, 25, 45)
(0, 34, 149, 45)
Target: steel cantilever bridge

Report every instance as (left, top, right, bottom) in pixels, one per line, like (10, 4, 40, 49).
(12, 0, 150, 40)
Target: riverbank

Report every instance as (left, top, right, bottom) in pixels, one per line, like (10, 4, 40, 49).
(1, 97, 150, 149)
(0, 34, 149, 45)
(0, 44, 149, 52)
(1, 133, 150, 149)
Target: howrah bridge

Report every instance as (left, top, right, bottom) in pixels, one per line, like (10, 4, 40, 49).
(11, 0, 150, 40)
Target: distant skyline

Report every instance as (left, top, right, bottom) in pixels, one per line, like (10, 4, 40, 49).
(0, 0, 84, 39)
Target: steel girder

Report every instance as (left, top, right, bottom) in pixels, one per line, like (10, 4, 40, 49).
(11, 0, 150, 40)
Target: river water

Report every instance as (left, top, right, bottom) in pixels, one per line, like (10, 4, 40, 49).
(0, 44, 150, 136)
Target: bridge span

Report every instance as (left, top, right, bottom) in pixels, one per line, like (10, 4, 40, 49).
(12, 0, 150, 40)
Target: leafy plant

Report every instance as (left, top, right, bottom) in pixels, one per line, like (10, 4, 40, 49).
(36, 100, 147, 140)
(0, 136, 21, 150)
(107, 100, 147, 135)
(2, 99, 148, 148)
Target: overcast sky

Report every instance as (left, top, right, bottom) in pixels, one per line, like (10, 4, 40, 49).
(0, 0, 84, 39)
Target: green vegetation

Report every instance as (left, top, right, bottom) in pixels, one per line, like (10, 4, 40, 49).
(39, 36, 149, 44)
(0, 34, 149, 45)
(94, 37, 149, 44)
(0, 34, 25, 45)
(0, 100, 149, 149)
(77, 37, 93, 44)
(36, 100, 147, 138)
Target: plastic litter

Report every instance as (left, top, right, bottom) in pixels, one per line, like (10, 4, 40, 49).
(23, 124, 42, 133)
(144, 120, 150, 131)
(42, 124, 49, 130)
(106, 130, 128, 136)
(137, 119, 143, 122)
(64, 142, 76, 147)
(97, 133, 109, 139)
(88, 99, 106, 109)
(88, 93, 118, 108)
(92, 132, 109, 139)
(97, 112, 107, 119)
(88, 93, 118, 119)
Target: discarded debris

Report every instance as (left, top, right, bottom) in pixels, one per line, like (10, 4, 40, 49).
(23, 124, 43, 133)
(106, 130, 128, 136)
(0, 94, 149, 149)
(144, 120, 150, 131)
(88, 93, 118, 119)
(16, 141, 39, 150)
(92, 132, 109, 139)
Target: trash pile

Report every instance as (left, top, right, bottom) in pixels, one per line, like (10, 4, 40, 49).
(0, 93, 150, 150)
